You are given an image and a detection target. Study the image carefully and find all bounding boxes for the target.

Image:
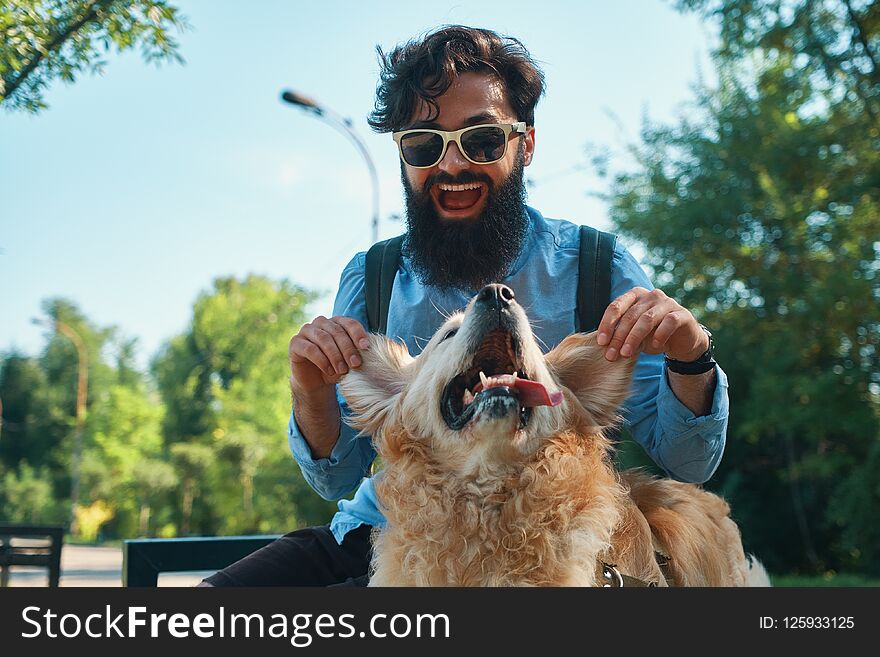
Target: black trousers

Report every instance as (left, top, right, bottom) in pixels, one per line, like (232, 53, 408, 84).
(202, 524, 373, 587)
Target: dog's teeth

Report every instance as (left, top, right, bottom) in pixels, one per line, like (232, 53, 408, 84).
(479, 371, 489, 388)
(463, 388, 474, 406)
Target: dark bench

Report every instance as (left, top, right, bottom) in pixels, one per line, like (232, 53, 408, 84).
(0, 523, 65, 587)
(123, 535, 280, 586)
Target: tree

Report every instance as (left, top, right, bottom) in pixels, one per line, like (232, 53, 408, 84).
(0, 353, 53, 468)
(0, 283, 338, 540)
(153, 274, 337, 535)
(169, 442, 214, 536)
(36, 297, 121, 530)
(0, 462, 59, 523)
(605, 0, 879, 575)
(85, 382, 168, 537)
(1, 298, 168, 538)
(0, 0, 187, 113)
(676, 0, 880, 124)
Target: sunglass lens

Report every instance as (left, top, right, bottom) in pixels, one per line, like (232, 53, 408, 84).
(461, 126, 507, 162)
(400, 132, 444, 167)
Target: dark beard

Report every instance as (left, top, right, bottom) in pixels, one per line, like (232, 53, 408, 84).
(400, 147, 529, 290)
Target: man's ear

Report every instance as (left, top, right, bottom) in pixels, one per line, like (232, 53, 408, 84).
(339, 334, 414, 436)
(523, 126, 535, 166)
(544, 332, 634, 427)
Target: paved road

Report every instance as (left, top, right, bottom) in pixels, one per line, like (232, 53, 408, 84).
(4, 544, 212, 587)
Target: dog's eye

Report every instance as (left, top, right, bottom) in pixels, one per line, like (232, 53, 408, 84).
(441, 328, 458, 342)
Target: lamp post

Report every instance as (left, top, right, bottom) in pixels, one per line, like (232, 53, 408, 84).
(32, 316, 88, 535)
(281, 89, 380, 244)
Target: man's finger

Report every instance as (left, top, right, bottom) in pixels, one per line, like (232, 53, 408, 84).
(335, 316, 371, 351)
(289, 335, 336, 378)
(314, 318, 363, 369)
(650, 311, 686, 351)
(596, 287, 647, 346)
(619, 307, 665, 358)
(303, 325, 350, 375)
(618, 292, 676, 356)
(603, 299, 654, 360)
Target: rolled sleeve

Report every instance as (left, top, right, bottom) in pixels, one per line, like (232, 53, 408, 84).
(287, 391, 375, 500)
(653, 365, 729, 483)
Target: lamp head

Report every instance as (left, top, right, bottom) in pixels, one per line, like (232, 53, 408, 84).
(281, 90, 321, 110)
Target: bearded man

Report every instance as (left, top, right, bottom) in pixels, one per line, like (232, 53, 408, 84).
(201, 25, 728, 587)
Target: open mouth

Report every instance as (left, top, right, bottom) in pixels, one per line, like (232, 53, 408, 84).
(440, 328, 562, 431)
(433, 182, 486, 215)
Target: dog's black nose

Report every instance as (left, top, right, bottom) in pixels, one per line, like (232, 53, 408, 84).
(476, 284, 515, 309)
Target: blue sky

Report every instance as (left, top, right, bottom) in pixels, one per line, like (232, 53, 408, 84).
(1, 0, 715, 368)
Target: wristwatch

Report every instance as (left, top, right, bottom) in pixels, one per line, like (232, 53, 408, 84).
(664, 325, 716, 375)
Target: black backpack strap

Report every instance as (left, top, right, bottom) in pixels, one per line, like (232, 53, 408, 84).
(364, 235, 404, 334)
(576, 225, 618, 333)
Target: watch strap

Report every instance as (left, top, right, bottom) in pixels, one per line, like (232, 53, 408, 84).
(665, 325, 715, 375)
(664, 355, 716, 375)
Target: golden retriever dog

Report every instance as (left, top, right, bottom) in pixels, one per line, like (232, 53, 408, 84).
(340, 284, 769, 587)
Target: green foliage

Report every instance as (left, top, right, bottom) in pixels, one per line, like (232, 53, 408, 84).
(152, 274, 337, 535)
(1, 276, 335, 541)
(770, 573, 880, 587)
(675, 0, 880, 125)
(85, 382, 169, 537)
(0, 462, 62, 523)
(0, 353, 54, 469)
(0, 0, 187, 113)
(828, 441, 880, 575)
(609, 0, 880, 575)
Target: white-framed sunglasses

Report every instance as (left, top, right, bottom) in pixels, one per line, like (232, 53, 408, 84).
(392, 122, 527, 168)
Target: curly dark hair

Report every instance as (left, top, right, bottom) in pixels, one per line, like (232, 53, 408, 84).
(368, 25, 545, 133)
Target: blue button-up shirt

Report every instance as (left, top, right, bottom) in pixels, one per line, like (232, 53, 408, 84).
(289, 207, 729, 543)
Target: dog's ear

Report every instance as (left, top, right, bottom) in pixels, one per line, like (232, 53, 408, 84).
(339, 333, 414, 435)
(544, 331, 635, 427)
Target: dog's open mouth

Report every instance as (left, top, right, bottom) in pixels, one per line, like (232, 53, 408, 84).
(440, 328, 562, 431)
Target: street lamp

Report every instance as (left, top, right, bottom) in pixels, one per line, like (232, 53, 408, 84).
(281, 89, 380, 244)
(32, 316, 88, 535)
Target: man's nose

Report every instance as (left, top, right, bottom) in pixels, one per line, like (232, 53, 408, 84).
(437, 140, 469, 175)
(475, 284, 516, 310)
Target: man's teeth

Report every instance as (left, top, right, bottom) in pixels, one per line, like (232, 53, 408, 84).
(437, 183, 482, 192)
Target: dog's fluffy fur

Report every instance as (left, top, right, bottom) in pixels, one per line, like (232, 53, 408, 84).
(340, 288, 769, 587)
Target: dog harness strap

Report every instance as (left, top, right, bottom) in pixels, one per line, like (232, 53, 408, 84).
(365, 235, 404, 334)
(621, 573, 656, 587)
(576, 225, 618, 333)
(598, 562, 658, 588)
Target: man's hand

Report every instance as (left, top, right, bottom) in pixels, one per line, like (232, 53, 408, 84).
(288, 315, 371, 459)
(288, 316, 371, 391)
(596, 287, 708, 363)
(596, 287, 714, 417)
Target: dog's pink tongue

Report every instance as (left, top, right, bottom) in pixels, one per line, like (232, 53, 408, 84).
(515, 378, 564, 407)
(476, 374, 563, 407)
